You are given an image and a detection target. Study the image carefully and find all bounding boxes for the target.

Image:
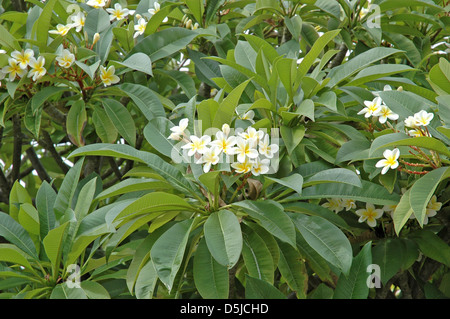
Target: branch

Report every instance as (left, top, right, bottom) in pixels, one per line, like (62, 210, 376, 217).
(40, 130, 70, 174)
(329, 43, 348, 69)
(10, 114, 22, 184)
(25, 146, 52, 185)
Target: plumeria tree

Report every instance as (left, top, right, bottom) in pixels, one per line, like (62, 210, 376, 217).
(0, 0, 449, 299)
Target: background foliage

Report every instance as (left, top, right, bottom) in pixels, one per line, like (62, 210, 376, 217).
(0, 0, 449, 299)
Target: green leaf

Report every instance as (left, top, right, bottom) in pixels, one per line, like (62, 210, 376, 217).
(409, 230, 450, 267)
(0, 244, 33, 271)
(233, 200, 296, 248)
(53, 158, 84, 220)
(35, 181, 56, 239)
(372, 239, 405, 285)
(8, 181, 32, 221)
(212, 79, 251, 128)
(95, 178, 172, 201)
(150, 219, 194, 291)
(128, 27, 198, 62)
(110, 192, 195, 223)
(143, 117, 177, 158)
(245, 275, 286, 299)
(280, 125, 305, 157)
(204, 210, 242, 269)
(333, 242, 372, 299)
(118, 83, 166, 121)
(0, 212, 38, 260)
(326, 47, 403, 88)
(277, 240, 308, 299)
(289, 213, 353, 276)
(135, 260, 158, 299)
(193, 238, 229, 299)
(303, 168, 362, 188)
(84, 8, 110, 39)
(43, 222, 69, 272)
(50, 282, 87, 299)
(66, 100, 87, 147)
(241, 224, 274, 284)
(409, 167, 450, 227)
(295, 180, 401, 206)
(111, 52, 153, 76)
(393, 189, 413, 236)
(102, 98, 136, 147)
(80, 281, 110, 299)
(32, 0, 57, 45)
(92, 108, 118, 144)
(297, 29, 341, 80)
(18, 203, 40, 236)
(68, 144, 201, 197)
(265, 173, 304, 195)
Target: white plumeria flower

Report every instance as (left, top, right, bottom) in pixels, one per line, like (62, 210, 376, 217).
(374, 104, 399, 124)
(2, 58, 28, 81)
(210, 131, 236, 155)
(233, 137, 259, 163)
(404, 115, 418, 128)
(0, 49, 6, 54)
(99, 65, 120, 86)
(168, 118, 189, 141)
(86, 0, 106, 8)
(357, 97, 382, 118)
(106, 3, 134, 21)
(134, 18, 147, 38)
(238, 110, 255, 123)
(10, 49, 34, 69)
(375, 148, 400, 175)
(322, 198, 343, 213)
(408, 128, 425, 137)
(191, 22, 199, 30)
(250, 158, 270, 176)
(148, 1, 168, 22)
(69, 12, 85, 32)
(231, 159, 253, 174)
(356, 203, 384, 227)
(342, 199, 357, 211)
(0, 70, 6, 81)
(28, 56, 47, 81)
(239, 127, 264, 141)
(221, 123, 230, 137)
(258, 134, 279, 159)
(49, 24, 72, 36)
(413, 110, 434, 127)
(423, 195, 442, 225)
(197, 147, 220, 173)
(182, 135, 211, 156)
(55, 49, 75, 68)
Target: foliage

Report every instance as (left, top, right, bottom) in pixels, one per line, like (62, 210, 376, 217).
(0, 0, 449, 299)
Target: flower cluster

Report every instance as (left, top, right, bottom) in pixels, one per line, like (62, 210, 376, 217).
(322, 195, 442, 227)
(0, 49, 46, 82)
(404, 110, 434, 137)
(134, 2, 169, 38)
(168, 119, 279, 175)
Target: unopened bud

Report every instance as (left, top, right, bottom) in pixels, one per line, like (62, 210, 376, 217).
(185, 18, 192, 29)
(136, 14, 142, 20)
(93, 33, 100, 45)
(397, 86, 403, 92)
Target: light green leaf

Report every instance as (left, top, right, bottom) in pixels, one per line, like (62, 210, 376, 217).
(0, 212, 38, 260)
(102, 98, 136, 147)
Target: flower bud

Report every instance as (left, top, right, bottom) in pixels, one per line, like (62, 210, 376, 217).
(93, 32, 100, 45)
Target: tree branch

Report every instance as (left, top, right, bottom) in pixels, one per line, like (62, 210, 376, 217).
(10, 114, 22, 184)
(329, 43, 348, 69)
(39, 130, 70, 174)
(25, 146, 52, 185)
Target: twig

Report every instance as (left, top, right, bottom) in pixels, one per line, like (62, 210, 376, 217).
(40, 130, 70, 174)
(25, 146, 53, 185)
(11, 114, 22, 183)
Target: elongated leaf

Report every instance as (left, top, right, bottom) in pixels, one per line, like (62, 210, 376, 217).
(135, 260, 158, 299)
(333, 242, 372, 299)
(241, 224, 274, 284)
(92, 108, 118, 144)
(68, 144, 201, 197)
(150, 219, 194, 291)
(0, 212, 38, 260)
(118, 83, 165, 121)
(372, 238, 405, 285)
(409, 230, 450, 267)
(18, 203, 40, 236)
(409, 167, 450, 227)
(326, 47, 403, 88)
(295, 180, 400, 206)
(392, 189, 413, 236)
(143, 117, 177, 158)
(193, 238, 229, 299)
(95, 178, 172, 201)
(245, 275, 286, 299)
(53, 158, 84, 220)
(233, 200, 296, 248)
(289, 213, 353, 276)
(111, 52, 153, 76)
(102, 98, 136, 147)
(204, 210, 242, 269)
(66, 100, 87, 147)
(0, 244, 33, 271)
(43, 221, 69, 271)
(265, 173, 303, 195)
(277, 240, 308, 299)
(128, 27, 198, 62)
(36, 181, 56, 239)
(303, 168, 362, 188)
